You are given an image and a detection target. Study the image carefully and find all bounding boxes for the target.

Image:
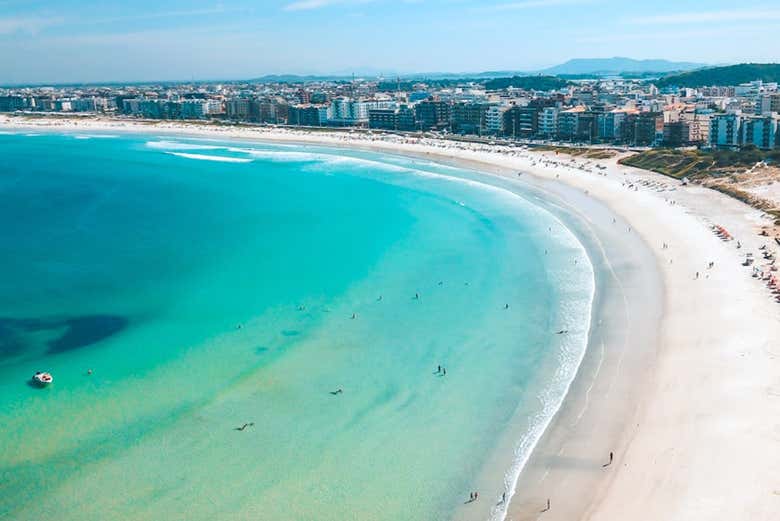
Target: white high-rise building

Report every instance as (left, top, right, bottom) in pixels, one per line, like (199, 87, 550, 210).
(485, 105, 507, 135)
(538, 107, 559, 138)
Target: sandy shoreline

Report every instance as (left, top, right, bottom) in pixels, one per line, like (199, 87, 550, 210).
(4, 115, 780, 521)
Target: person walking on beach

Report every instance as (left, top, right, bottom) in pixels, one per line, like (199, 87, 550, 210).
(603, 451, 614, 467)
(541, 498, 551, 513)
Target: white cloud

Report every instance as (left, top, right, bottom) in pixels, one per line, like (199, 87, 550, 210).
(94, 7, 241, 24)
(283, 0, 374, 11)
(630, 8, 780, 24)
(0, 15, 62, 35)
(489, 0, 595, 11)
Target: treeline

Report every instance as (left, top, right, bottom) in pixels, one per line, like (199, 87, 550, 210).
(377, 75, 569, 92)
(655, 63, 780, 88)
(483, 75, 569, 91)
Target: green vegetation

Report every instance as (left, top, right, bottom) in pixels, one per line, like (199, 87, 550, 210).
(655, 63, 780, 88)
(621, 147, 780, 220)
(484, 75, 569, 91)
(619, 147, 780, 179)
(376, 78, 478, 91)
(377, 75, 570, 93)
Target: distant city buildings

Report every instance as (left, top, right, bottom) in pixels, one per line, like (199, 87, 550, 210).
(2, 75, 779, 151)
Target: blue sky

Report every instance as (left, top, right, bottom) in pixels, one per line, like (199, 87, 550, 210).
(1, 0, 779, 84)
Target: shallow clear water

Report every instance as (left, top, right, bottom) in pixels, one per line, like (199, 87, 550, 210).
(0, 132, 593, 521)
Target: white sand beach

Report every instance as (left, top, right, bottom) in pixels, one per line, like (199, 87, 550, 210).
(4, 115, 780, 521)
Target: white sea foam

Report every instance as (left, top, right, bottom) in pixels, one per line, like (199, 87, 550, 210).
(73, 134, 119, 140)
(233, 148, 324, 162)
(166, 152, 253, 163)
(146, 140, 223, 151)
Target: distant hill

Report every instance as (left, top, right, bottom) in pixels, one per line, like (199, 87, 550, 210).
(405, 70, 527, 80)
(484, 75, 569, 91)
(250, 74, 354, 83)
(655, 63, 780, 88)
(541, 57, 705, 76)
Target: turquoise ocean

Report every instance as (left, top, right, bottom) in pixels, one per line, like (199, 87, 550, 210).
(0, 131, 594, 521)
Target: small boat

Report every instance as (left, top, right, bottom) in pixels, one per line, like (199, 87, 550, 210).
(31, 372, 53, 387)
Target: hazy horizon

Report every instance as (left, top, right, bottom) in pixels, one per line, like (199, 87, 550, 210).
(2, 0, 779, 84)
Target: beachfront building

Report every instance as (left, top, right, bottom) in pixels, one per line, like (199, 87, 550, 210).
(121, 98, 141, 115)
(537, 107, 559, 138)
(662, 121, 691, 146)
(0, 95, 28, 112)
(288, 105, 329, 126)
(180, 99, 222, 119)
(502, 105, 533, 139)
(556, 107, 581, 141)
(328, 98, 394, 126)
(485, 105, 508, 135)
(68, 97, 108, 112)
(254, 100, 288, 124)
(179, 100, 209, 119)
(635, 112, 664, 146)
(368, 105, 416, 131)
(226, 98, 251, 120)
(557, 106, 590, 142)
(680, 111, 712, 144)
(619, 112, 663, 146)
(597, 109, 629, 141)
(415, 100, 450, 130)
(741, 115, 779, 150)
(329, 98, 360, 125)
(710, 113, 742, 149)
(450, 102, 490, 135)
(369, 108, 398, 130)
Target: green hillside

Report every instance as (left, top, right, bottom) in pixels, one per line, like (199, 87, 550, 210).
(655, 63, 780, 88)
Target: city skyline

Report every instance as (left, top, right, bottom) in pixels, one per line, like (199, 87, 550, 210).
(2, 0, 779, 84)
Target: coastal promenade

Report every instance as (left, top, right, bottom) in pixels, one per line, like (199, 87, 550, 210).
(3, 115, 779, 521)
